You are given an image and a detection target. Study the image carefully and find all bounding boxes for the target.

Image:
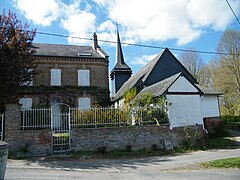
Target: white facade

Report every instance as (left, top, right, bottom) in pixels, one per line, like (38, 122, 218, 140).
(168, 76, 198, 93)
(201, 95, 220, 118)
(167, 76, 203, 128)
(167, 94, 202, 128)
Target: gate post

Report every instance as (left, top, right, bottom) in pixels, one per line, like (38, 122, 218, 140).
(4, 104, 22, 153)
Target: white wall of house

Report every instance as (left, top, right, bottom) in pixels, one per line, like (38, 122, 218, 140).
(167, 94, 202, 128)
(201, 95, 220, 118)
(167, 76, 203, 128)
(168, 76, 198, 92)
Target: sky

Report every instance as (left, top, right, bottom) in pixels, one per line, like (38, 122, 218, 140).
(1, 0, 240, 75)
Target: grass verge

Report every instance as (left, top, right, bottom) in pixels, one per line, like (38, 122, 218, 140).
(201, 157, 240, 168)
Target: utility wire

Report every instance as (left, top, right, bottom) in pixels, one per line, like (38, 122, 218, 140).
(36, 31, 239, 56)
(226, 0, 240, 25)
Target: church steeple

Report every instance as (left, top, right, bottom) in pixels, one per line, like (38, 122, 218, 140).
(110, 30, 132, 95)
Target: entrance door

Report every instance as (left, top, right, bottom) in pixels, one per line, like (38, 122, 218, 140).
(51, 103, 71, 151)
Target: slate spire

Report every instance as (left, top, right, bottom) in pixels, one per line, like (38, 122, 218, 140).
(116, 30, 125, 65)
(110, 30, 132, 95)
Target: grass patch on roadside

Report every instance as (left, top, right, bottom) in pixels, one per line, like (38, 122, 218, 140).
(201, 157, 240, 169)
(208, 136, 233, 149)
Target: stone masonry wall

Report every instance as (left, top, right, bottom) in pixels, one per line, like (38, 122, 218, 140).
(4, 104, 52, 156)
(4, 104, 205, 156)
(71, 125, 205, 152)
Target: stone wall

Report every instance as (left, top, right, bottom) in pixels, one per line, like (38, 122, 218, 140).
(4, 104, 206, 157)
(71, 125, 205, 152)
(4, 104, 52, 156)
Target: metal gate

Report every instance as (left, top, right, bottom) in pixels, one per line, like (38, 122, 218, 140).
(0, 113, 4, 141)
(51, 103, 71, 152)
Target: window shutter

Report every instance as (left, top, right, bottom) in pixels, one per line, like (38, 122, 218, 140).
(19, 98, 32, 109)
(78, 70, 90, 86)
(51, 69, 61, 86)
(78, 98, 90, 110)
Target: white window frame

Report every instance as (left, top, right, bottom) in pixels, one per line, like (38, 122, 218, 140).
(78, 97, 91, 110)
(51, 69, 61, 86)
(19, 98, 32, 109)
(78, 69, 90, 86)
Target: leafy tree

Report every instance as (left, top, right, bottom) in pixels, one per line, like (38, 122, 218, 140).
(179, 48, 205, 82)
(133, 92, 166, 107)
(0, 10, 36, 110)
(122, 87, 137, 107)
(214, 29, 240, 115)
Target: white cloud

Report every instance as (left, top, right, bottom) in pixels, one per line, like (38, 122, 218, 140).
(59, 1, 96, 45)
(12, 0, 62, 26)
(131, 54, 158, 66)
(13, 0, 97, 45)
(94, 0, 240, 45)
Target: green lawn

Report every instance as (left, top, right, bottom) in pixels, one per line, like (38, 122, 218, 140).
(201, 157, 240, 168)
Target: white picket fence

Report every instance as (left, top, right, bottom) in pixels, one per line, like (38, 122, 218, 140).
(0, 113, 4, 141)
(21, 106, 168, 130)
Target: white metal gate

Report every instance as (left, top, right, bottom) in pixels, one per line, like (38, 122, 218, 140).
(51, 103, 71, 152)
(0, 113, 4, 141)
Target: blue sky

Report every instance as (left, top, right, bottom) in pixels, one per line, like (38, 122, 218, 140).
(1, 0, 240, 74)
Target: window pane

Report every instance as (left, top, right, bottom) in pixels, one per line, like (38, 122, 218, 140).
(78, 98, 90, 110)
(51, 69, 61, 86)
(78, 70, 90, 86)
(19, 98, 32, 109)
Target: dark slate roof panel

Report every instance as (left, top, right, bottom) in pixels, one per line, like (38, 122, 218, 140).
(32, 43, 106, 58)
(131, 73, 181, 104)
(111, 52, 163, 100)
(195, 84, 222, 95)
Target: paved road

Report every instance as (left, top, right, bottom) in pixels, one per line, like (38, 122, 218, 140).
(5, 148, 240, 180)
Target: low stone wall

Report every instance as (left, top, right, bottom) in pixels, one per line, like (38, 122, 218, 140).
(4, 104, 52, 157)
(71, 124, 205, 152)
(4, 103, 206, 157)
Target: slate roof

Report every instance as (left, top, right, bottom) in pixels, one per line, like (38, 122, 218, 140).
(195, 84, 222, 95)
(131, 73, 181, 103)
(31, 43, 108, 58)
(111, 48, 198, 101)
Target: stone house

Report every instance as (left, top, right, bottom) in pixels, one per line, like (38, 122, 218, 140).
(111, 32, 221, 131)
(18, 33, 110, 109)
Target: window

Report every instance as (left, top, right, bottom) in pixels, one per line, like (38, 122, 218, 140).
(78, 97, 90, 110)
(78, 69, 90, 86)
(51, 69, 61, 86)
(19, 98, 32, 109)
(20, 68, 33, 86)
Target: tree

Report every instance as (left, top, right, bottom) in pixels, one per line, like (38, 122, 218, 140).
(179, 48, 204, 82)
(122, 87, 137, 107)
(214, 29, 240, 115)
(0, 10, 36, 110)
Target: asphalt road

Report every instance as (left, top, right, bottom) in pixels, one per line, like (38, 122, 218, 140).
(5, 148, 240, 180)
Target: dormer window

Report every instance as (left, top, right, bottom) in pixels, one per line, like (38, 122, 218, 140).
(78, 53, 92, 57)
(51, 69, 61, 86)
